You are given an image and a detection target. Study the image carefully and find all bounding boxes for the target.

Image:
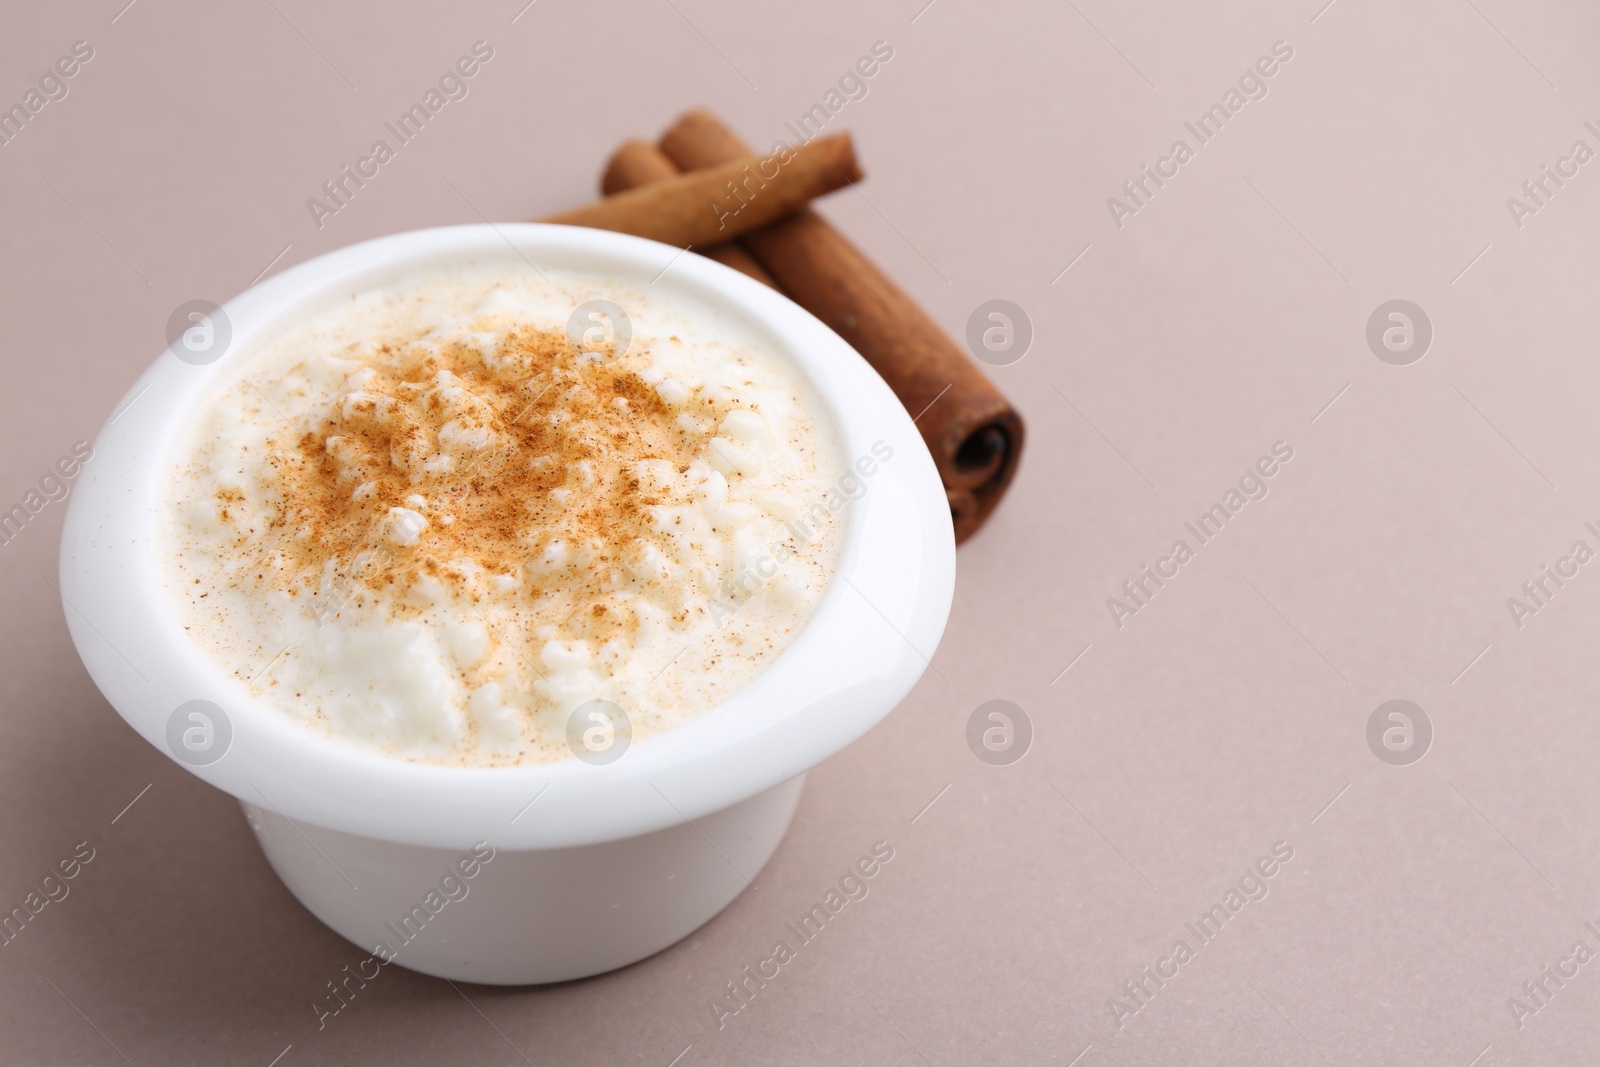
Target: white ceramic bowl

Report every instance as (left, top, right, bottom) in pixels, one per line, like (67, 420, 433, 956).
(59, 224, 955, 984)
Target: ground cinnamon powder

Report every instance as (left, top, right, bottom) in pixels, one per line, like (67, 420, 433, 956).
(248, 327, 711, 643)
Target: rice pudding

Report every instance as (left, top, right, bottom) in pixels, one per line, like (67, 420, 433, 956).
(160, 264, 847, 766)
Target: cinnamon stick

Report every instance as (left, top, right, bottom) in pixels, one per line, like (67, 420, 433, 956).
(542, 133, 861, 250)
(657, 110, 1023, 543)
(600, 140, 779, 289)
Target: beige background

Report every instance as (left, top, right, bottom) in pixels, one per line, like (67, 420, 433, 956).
(3, 0, 1599, 1062)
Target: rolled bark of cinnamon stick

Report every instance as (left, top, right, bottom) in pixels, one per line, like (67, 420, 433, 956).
(599, 140, 779, 289)
(542, 133, 861, 251)
(657, 110, 1023, 544)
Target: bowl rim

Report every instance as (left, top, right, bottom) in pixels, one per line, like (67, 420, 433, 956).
(59, 223, 955, 850)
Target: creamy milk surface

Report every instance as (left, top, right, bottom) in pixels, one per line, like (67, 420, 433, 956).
(161, 263, 846, 766)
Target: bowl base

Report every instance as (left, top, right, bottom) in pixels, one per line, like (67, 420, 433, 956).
(242, 773, 805, 985)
